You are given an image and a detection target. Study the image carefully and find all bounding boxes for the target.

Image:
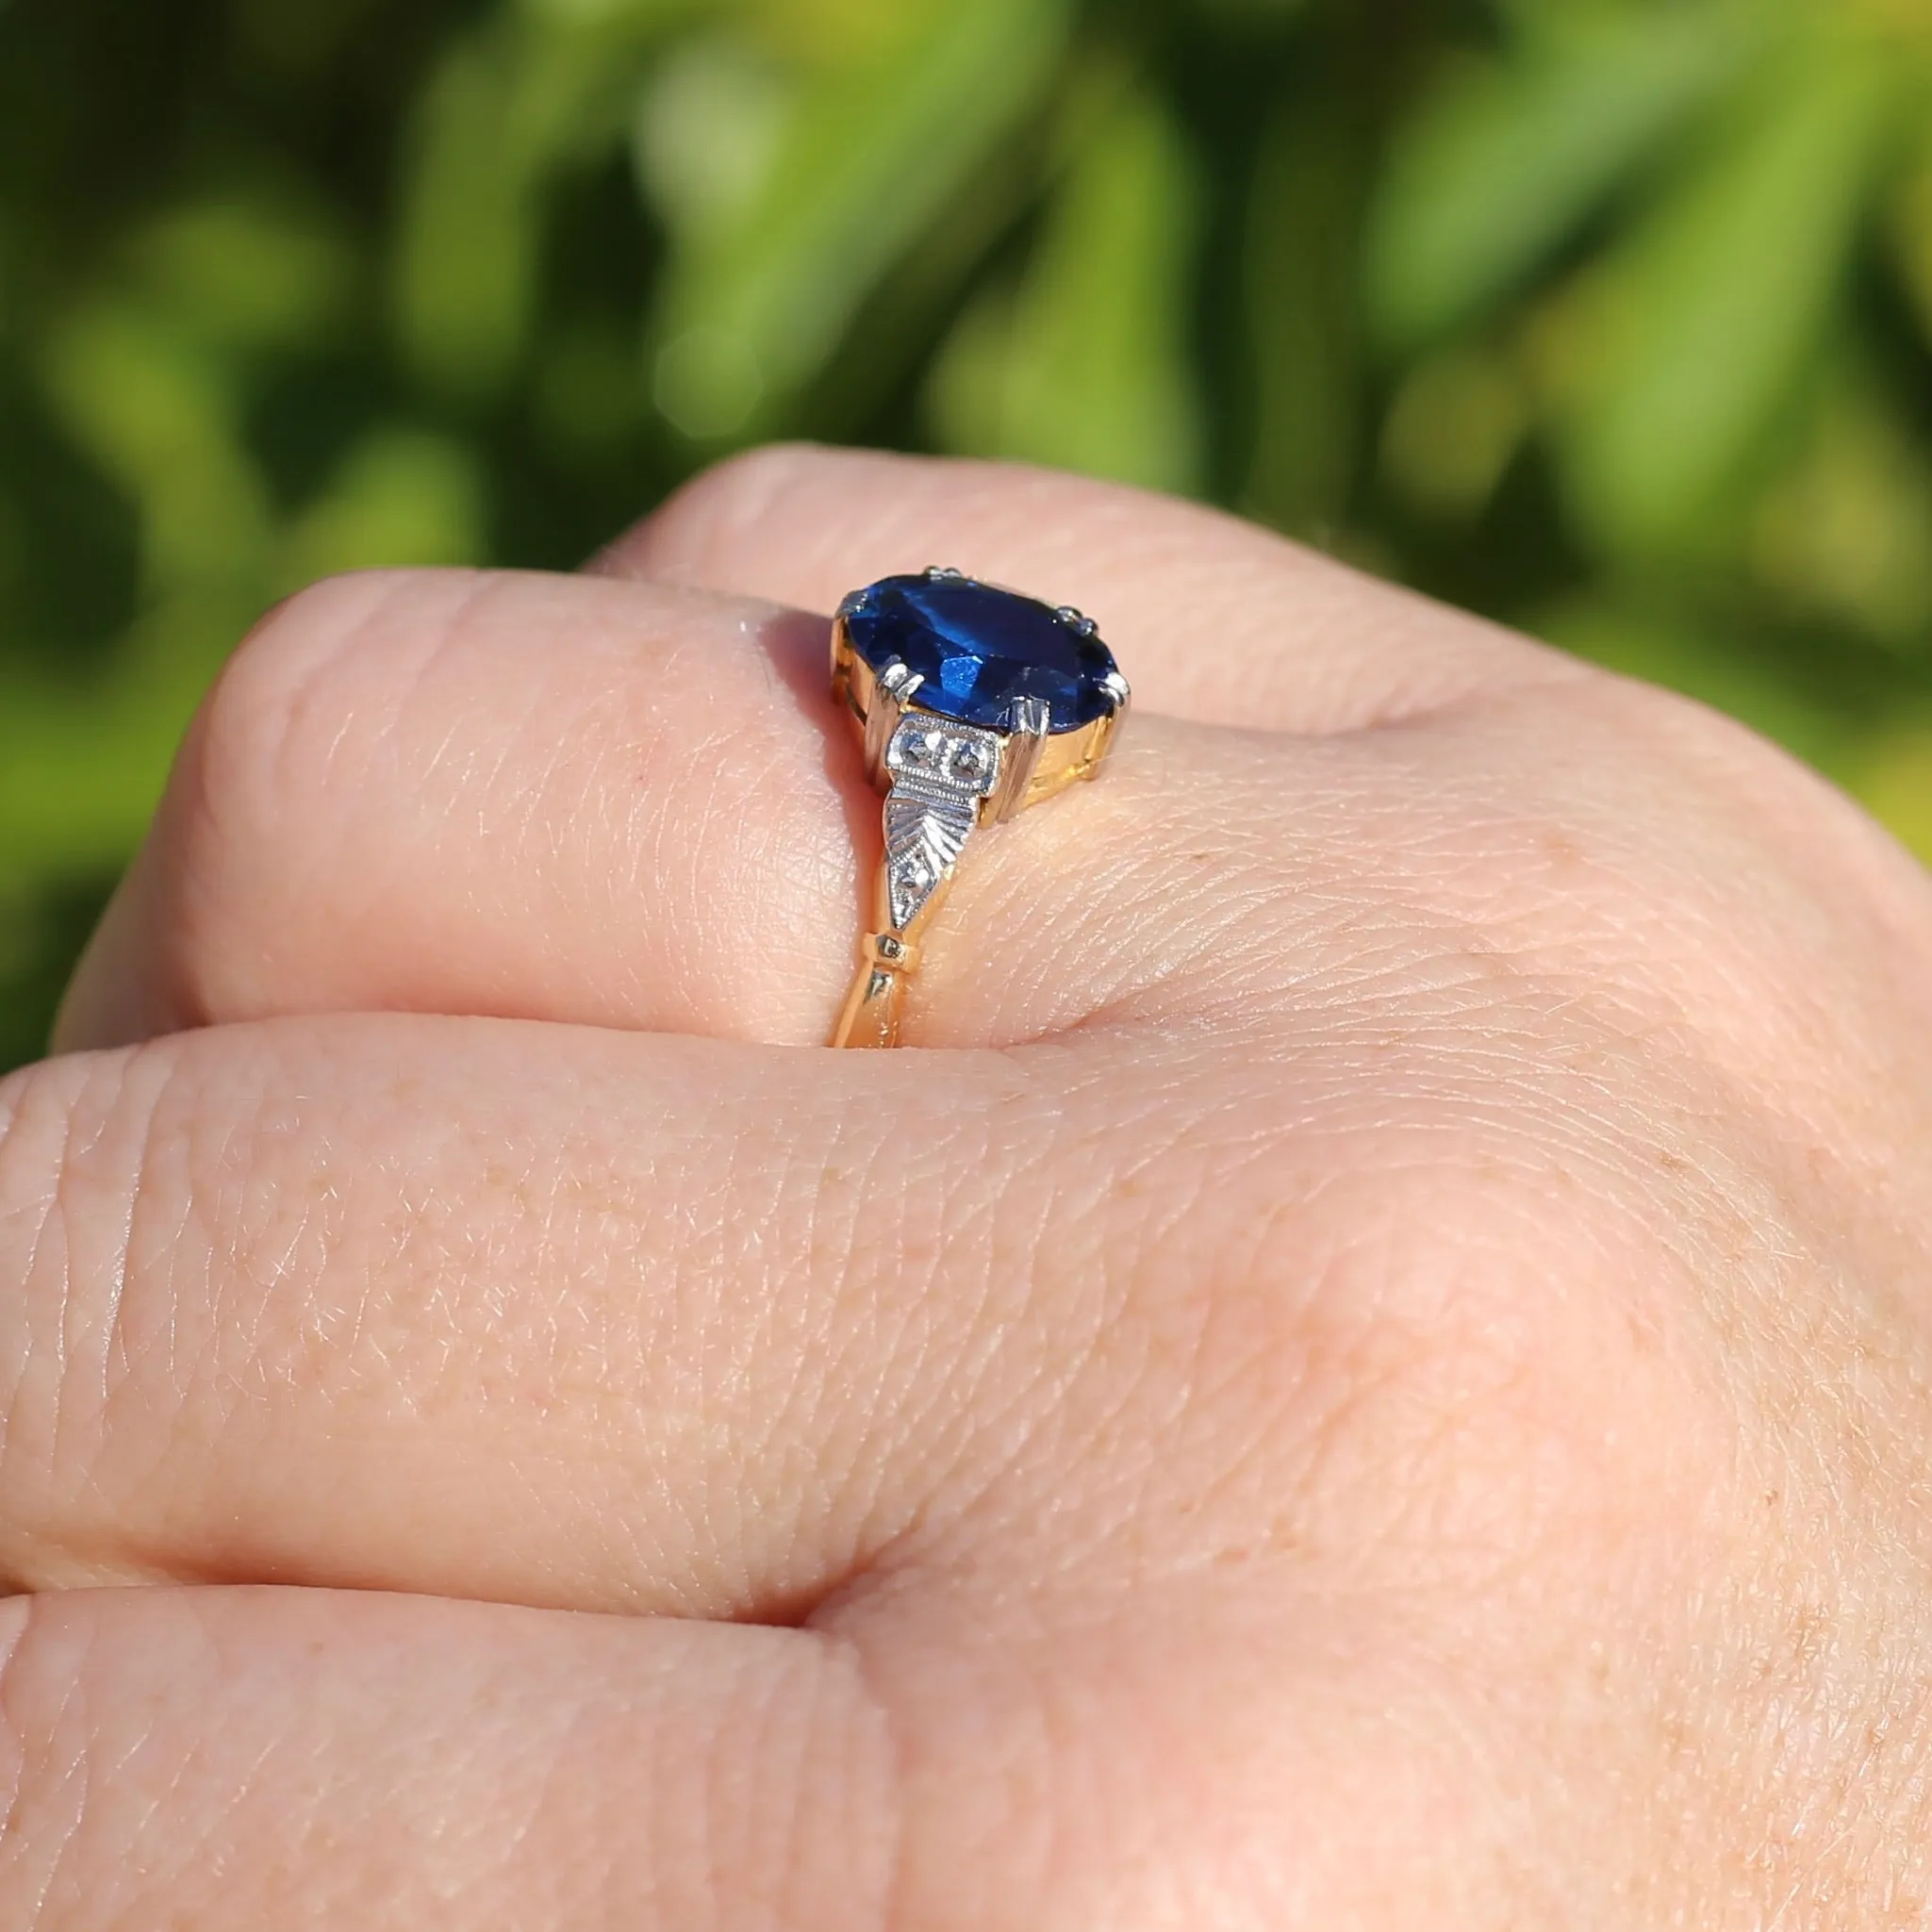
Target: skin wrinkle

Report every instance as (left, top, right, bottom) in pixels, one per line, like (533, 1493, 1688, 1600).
(1259, 699, 1924, 1190)
(0, 1069, 69, 1509)
(187, 573, 841, 1038)
(0, 1597, 97, 1928)
(786, 1627, 902, 1932)
(3, 1593, 883, 1926)
(283, 574, 450, 796)
(1246, 957, 1924, 1443)
(49, 1058, 154, 1558)
(1445, 703, 1932, 1138)
(948, 1125, 1266, 1582)
(0, 1593, 37, 1846)
(1219, 1186, 1596, 1585)
(874, 1074, 1116, 1559)
(764, 1119, 967, 1610)
(246, 582, 477, 998)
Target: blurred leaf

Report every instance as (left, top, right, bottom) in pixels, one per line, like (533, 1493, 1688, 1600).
(1367, 4, 1753, 352)
(0, 600, 255, 904)
(743, 0, 962, 73)
(1195, 0, 1307, 21)
(393, 1, 687, 401)
(390, 33, 555, 400)
(646, 0, 1073, 440)
(1537, 593, 1852, 772)
(126, 187, 358, 354)
(1857, 719, 1932, 864)
(41, 301, 272, 595)
(227, 0, 393, 75)
(927, 86, 1203, 495)
(1889, 132, 1932, 344)
(634, 34, 793, 239)
(0, 874, 111, 1070)
(1750, 367, 1932, 646)
(1244, 103, 1362, 537)
(1379, 341, 1530, 522)
(532, 316, 651, 456)
(519, 0, 682, 24)
(279, 426, 484, 589)
(1552, 29, 1898, 559)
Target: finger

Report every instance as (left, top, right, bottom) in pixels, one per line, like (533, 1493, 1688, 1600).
(0, 1578, 1594, 1932)
(51, 554, 1931, 1103)
(52, 565, 1381, 1054)
(56, 568, 862, 1050)
(0, 1015, 1179, 1616)
(0, 1585, 895, 1930)
(595, 444, 1575, 732)
(0, 994, 1736, 1630)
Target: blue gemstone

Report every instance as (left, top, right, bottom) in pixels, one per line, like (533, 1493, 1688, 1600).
(839, 572, 1120, 734)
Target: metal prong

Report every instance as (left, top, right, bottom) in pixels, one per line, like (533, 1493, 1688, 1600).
(1099, 669, 1131, 714)
(925, 565, 966, 582)
(865, 661, 923, 783)
(990, 695, 1050, 822)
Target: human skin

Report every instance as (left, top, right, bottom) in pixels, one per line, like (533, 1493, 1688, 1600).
(4, 446, 1932, 1925)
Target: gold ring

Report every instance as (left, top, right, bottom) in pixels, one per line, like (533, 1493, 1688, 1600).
(828, 568, 1130, 1049)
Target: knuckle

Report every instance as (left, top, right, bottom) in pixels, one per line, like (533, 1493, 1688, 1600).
(189, 570, 421, 852)
(1169, 1097, 1726, 1575)
(1588, 674, 1869, 864)
(166, 568, 471, 1016)
(636, 440, 833, 569)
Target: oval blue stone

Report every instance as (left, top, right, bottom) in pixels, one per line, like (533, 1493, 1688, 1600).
(839, 572, 1118, 734)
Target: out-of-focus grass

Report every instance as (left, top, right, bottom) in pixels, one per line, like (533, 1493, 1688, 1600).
(5, 0, 1932, 1069)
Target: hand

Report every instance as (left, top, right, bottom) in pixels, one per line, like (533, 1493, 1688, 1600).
(8, 447, 1932, 1926)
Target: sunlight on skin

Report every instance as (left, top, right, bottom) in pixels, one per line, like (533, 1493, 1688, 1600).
(5, 450, 1932, 1926)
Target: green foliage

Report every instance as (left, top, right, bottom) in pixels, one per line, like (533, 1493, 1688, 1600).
(929, 79, 1204, 491)
(6, 0, 1932, 1068)
(1367, 3, 1757, 351)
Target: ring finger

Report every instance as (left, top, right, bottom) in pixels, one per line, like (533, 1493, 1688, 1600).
(43, 570, 1383, 1055)
(54, 454, 1573, 1056)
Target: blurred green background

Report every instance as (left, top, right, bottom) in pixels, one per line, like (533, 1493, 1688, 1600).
(6, 0, 1932, 1071)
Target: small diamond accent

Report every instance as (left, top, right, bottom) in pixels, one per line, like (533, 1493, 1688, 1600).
(879, 714, 1005, 931)
(884, 718, 1001, 800)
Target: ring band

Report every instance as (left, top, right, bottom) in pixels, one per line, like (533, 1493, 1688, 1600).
(828, 568, 1130, 1049)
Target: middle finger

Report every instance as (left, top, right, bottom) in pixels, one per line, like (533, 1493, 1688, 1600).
(0, 1013, 1210, 1614)
(0, 1004, 1705, 1622)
